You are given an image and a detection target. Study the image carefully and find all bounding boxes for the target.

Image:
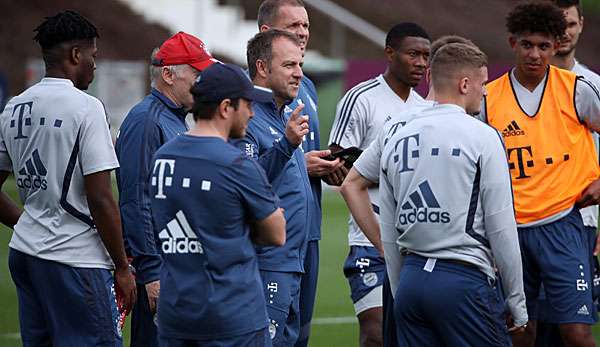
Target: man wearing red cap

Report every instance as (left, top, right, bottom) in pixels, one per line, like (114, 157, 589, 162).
(115, 31, 216, 347)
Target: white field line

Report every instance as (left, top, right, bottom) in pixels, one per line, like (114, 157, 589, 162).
(0, 316, 358, 339)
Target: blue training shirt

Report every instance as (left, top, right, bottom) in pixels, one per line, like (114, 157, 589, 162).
(286, 76, 322, 241)
(115, 88, 188, 284)
(151, 135, 279, 340)
(234, 98, 314, 273)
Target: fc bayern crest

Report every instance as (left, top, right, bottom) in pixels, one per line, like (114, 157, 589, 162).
(363, 272, 378, 287)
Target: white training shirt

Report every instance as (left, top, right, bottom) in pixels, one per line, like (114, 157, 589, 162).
(379, 103, 527, 326)
(0, 78, 119, 269)
(328, 74, 428, 247)
(572, 61, 600, 229)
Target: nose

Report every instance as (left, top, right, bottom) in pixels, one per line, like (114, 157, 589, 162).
(415, 55, 427, 68)
(293, 65, 303, 79)
(530, 47, 541, 59)
(297, 26, 308, 40)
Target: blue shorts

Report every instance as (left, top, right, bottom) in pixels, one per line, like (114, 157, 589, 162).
(260, 270, 301, 347)
(295, 240, 319, 347)
(158, 328, 271, 347)
(9, 248, 122, 347)
(520, 209, 598, 324)
(395, 255, 510, 347)
(343, 246, 385, 304)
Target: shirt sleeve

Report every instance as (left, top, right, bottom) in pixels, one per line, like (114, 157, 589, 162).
(235, 156, 280, 221)
(232, 121, 297, 183)
(78, 97, 119, 175)
(328, 91, 369, 148)
(480, 130, 528, 327)
(116, 113, 164, 284)
(0, 123, 12, 172)
(575, 77, 600, 132)
(353, 132, 382, 183)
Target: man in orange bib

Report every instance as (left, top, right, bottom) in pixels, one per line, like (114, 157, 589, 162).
(480, 2, 600, 346)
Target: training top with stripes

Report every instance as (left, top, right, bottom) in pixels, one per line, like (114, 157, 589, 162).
(328, 74, 427, 247)
(379, 103, 527, 326)
(0, 78, 119, 269)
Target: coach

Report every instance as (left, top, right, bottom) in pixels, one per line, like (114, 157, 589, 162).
(115, 32, 216, 347)
(234, 29, 312, 347)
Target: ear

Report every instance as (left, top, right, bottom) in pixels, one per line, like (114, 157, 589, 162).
(508, 36, 517, 50)
(459, 77, 469, 95)
(384, 46, 395, 63)
(256, 59, 269, 79)
(259, 24, 271, 33)
(219, 99, 232, 119)
(161, 67, 176, 86)
(580, 16, 584, 33)
(70, 46, 81, 65)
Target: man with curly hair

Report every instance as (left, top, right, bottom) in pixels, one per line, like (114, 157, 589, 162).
(480, 2, 600, 346)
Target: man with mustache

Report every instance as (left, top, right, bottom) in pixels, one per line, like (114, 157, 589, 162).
(480, 2, 600, 346)
(328, 22, 431, 347)
(234, 29, 313, 347)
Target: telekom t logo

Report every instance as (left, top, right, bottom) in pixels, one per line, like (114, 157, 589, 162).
(11, 102, 33, 140)
(152, 159, 175, 199)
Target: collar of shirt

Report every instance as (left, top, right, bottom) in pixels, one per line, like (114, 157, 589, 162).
(151, 88, 188, 119)
(40, 77, 75, 87)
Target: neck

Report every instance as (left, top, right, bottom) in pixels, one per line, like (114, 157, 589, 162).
(155, 83, 183, 108)
(187, 120, 228, 140)
(45, 66, 72, 82)
(383, 69, 411, 101)
(274, 97, 287, 112)
(551, 51, 576, 70)
(513, 66, 547, 92)
(433, 92, 466, 111)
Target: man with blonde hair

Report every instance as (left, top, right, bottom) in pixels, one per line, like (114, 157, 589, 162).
(380, 43, 528, 345)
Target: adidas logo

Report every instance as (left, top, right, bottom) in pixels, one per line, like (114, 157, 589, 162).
(502, 120, 525, 137)
(17, 149, 47, 190)
(577, 305, 590, 316)
(159, 210, 203, 254)
(398, 181, 450, 225)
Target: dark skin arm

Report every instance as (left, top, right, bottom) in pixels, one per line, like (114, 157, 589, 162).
(84, 170, 136, 309)
(0, 171, 21, 228)
(324, 144, 350, 186)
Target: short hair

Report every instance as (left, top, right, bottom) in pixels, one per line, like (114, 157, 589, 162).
(149, 48, 187, 88)
(431, 43, 488, 90)
(385, 22, 430, 50)
(34, 10, 98, 50)
(257, 0, 305, 28)
(506, 2, 567, 39)
(247, 29, 301, 80)
(33, 10, 99, 68)
(189, 96, 241, 121)
(552, 0, 582, 17)
(430, 35, 475, 60)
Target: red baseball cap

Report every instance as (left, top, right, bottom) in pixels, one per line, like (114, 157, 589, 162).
(152, 32, 216, 71)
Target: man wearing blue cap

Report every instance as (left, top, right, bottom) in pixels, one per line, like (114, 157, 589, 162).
(151, 62, 286, 347)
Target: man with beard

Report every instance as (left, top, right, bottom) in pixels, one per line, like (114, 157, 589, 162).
(328, 23, 431, 347)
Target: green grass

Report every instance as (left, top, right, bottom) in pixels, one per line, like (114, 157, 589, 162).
(2, 181, 600, 346)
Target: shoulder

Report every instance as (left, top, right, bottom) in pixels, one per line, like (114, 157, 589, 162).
(341, 77, 382, 101)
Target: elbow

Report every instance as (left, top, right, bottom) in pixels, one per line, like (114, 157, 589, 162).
(340, 180, 351, 198)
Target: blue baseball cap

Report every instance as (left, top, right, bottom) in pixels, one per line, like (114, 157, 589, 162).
(192, 63, 272, 103)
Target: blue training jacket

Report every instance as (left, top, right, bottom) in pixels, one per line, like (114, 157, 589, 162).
(288, 77, 322, 241)
(234, 97, 314, 273)
(115, 88, 188, 284)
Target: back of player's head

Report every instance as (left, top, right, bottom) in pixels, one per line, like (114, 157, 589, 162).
(34, 10, 98, 65)
(506, 2, 566, 39)
(430, 35, 475, 60)
(551, 0, 582, 17)
(258, 0, 305, 27)
(385, 22, 430, 50)
(247, 29, 301, 79)
(431, 43, 487, 92)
